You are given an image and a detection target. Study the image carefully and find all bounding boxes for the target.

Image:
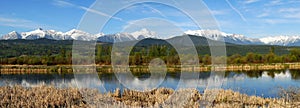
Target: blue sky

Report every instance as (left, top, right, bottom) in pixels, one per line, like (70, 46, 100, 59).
(0, 0, 299, 38)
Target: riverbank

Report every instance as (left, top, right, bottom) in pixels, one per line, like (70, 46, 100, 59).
(1, 63, 300, 74)
(0, 86, 298, 108)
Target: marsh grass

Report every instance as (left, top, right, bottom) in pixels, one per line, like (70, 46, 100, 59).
(0, 86, 87, 108)
(277, 87, 300, 107)
(1, 85, 300, 107)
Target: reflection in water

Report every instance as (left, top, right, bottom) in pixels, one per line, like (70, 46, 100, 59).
(0, 69, 300, 98)
(290, 70, 300, 80)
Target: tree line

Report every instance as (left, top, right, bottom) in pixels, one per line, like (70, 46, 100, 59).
(1, 45, 300, 65)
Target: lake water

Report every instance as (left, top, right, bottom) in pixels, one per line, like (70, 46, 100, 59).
(1, 69, 300, 98)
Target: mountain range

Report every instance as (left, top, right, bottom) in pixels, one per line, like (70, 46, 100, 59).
(0, 28, 155, 43)
(1, 28, 300, 46)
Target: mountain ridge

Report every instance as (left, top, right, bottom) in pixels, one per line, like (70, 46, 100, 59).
(0, 28, 157, 43)
(1, 28, 300, 46)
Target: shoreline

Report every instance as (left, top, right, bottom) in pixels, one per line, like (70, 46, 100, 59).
(1, 63, 300, 74)
(0, 85, 298, 108)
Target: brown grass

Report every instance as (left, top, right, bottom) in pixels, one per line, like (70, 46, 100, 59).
(0, 86, 299, 108)
(0, 86, 87, 108)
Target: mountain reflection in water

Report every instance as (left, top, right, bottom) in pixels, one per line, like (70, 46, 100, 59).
(0, 69, 300, 98)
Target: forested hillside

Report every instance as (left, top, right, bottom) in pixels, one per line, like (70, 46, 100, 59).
(1, 38, 300, 65)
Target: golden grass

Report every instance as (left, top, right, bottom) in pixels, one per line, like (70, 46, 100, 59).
(0, 86, 299, 108)
(0, 86, 87, 108)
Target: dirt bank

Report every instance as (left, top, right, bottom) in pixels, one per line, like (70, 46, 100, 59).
(1, 63, 300, 74)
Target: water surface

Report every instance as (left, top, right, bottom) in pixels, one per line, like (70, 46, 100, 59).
(1, 69, 300, 98)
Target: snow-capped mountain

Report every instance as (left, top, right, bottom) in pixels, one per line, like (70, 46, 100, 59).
(98, 29, 157, 43)
(2, 28, 300, 46)
(260, 36, 300, 46)
(184, 30, 300, 46)
(0, 28, 156, 43)
(131, 28, 157, 40)
(0, 28, 99, 41)
(98, 33, 136, 43)
(184, 30, 263, 45)
(21, 28, 66, 40)
(1, 31, 22, 40)
(64, 29, 95, 41)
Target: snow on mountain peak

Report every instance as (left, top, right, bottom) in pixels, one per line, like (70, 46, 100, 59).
(131, 28, 157, 39)
(260, 35, 300, 46)
(3, 28, 300, 46)
(37, 28, 43, 30)
(1, 31, 21, 40)
(64, 29, 96, 41)
(96, 29, 157, 43)
(184, 29, 229, 36)
(65, 29, 87, 35)
(21, 28, 47, 39)
(9, 31, 18, 35)
(95, 33, 105, 38)
(183, 29, 263, 45)
(183, 30, 300, 46)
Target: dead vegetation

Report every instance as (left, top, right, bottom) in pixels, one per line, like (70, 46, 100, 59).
(0, 86, 299, 108)
(0, 86, 87, 108)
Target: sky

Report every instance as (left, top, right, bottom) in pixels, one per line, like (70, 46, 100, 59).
(0, 0, 300, 38)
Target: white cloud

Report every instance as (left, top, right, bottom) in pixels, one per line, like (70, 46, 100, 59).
(264, 19, 300, 24)
(269, 0, 282, 5)
(284, 13, 300, 19)
(78, 6, 123, 21)
(52, 0, 123, 21)
(122, 18, 184, 39)
(123, 19, 199, 31)
(242, 3, 300, 25)
(265, 0, 284, 6)
(0, 17, 31, 23)
(142, 4, 167, 18)
(264, 19, 284, 24)
(278, 7, 300, 13)
(244, 0, 259, 4)
(277, 7, 300, 19)
(52, 0, 73, 7)
(0, 16, 57, 30)
(210, 10, 228, 16)
(257, 13, 269, 18)
(225, 0, 247, 22)
(175, 22, 198, 28)
(264, 0, 300, 6)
